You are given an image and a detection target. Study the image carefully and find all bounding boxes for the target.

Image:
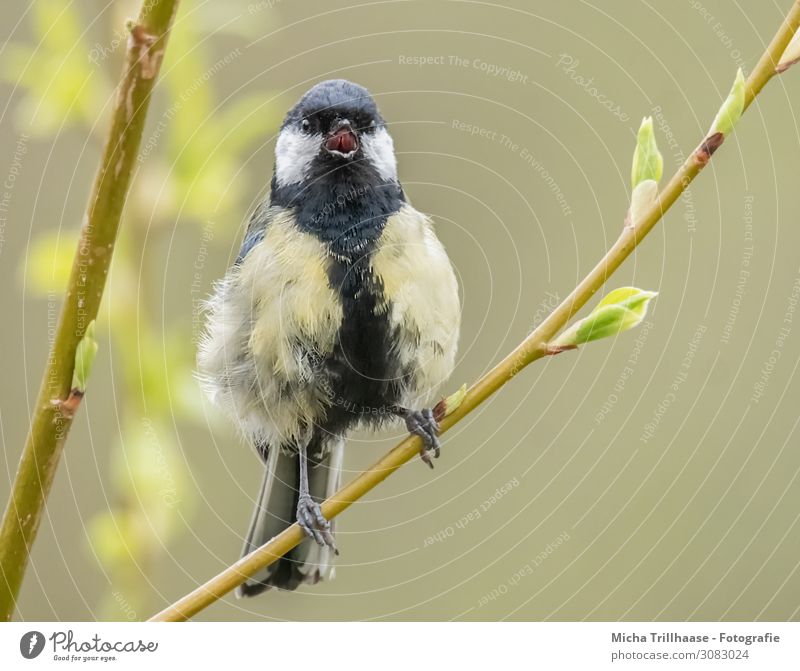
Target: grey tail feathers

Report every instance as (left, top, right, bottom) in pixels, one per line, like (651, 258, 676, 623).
(236, 436, 343, 597)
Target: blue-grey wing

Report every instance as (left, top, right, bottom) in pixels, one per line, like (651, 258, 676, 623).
(236, 201, 273, 264)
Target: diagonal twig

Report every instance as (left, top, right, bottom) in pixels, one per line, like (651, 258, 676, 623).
(148, 1, 800, 622)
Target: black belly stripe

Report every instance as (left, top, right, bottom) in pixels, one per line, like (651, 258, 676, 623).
(270, 165, 407, 433)
(323, 253, 405, 432)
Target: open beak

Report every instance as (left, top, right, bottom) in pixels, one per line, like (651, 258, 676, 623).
(323, 119, 359, 157)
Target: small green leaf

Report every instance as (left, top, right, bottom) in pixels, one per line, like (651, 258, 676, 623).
(710, 68, 745, 136)
(72, 320, 99, 392)
(631, 117, 663, 189)
(552, 287, 657, 348)
(595, 286, 646, 309)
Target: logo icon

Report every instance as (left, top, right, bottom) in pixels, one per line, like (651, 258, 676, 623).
(20, 631, 45, 659)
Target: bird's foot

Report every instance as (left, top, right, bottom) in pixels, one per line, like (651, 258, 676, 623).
(401, 407, 441, 469)
(297, 495, 338, 553)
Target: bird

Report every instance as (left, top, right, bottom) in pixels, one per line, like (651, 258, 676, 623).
(197, 79, 460, 595)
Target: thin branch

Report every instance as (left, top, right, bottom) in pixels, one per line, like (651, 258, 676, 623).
(146, 1, 800, 622)
(0, 0, 181, 621)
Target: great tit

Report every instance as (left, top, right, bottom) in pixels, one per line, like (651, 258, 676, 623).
(198, 80, 460, 595)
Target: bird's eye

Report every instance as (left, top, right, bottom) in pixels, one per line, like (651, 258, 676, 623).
(301, 118, 310, 132)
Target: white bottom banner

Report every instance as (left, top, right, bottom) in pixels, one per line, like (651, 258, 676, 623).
(0, 622, 798, 669)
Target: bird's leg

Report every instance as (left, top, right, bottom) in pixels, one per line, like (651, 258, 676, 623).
(390, 405, 441, 469)
(296, 436, 338, 552)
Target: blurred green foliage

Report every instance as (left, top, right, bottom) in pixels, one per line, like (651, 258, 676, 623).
(7, 0, 281, 619)
(2, 3, 108, 136)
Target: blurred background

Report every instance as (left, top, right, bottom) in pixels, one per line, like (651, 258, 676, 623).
(1, 0, 800, 621)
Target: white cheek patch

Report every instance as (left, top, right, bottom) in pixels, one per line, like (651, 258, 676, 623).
(275, 128, 322, 186)
(362, 127, 398, 182)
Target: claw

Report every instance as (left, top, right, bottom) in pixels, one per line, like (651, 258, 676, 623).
(422, 408, 441, 459)
(399, 407, 442, 468)
(297, 495, 338, 553)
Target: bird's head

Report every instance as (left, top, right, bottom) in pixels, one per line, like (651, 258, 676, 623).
(274, 80, 397, 188)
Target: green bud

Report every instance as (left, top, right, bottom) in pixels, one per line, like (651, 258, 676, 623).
(552, 287, 657, 348)
(443, 384, 467, 414)
(631, 117, 663, 190)
(778, 31, 800, 73)
(72, 320, 99, 393)
(628, 179, 659, 228)
(433, 383, 467, 422)
(710, 68, 745, 136)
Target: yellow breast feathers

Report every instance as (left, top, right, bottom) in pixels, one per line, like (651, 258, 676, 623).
(372, 205, 460, 404)
(197, 209, 342, 445)
(240, 210, 342, 378)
